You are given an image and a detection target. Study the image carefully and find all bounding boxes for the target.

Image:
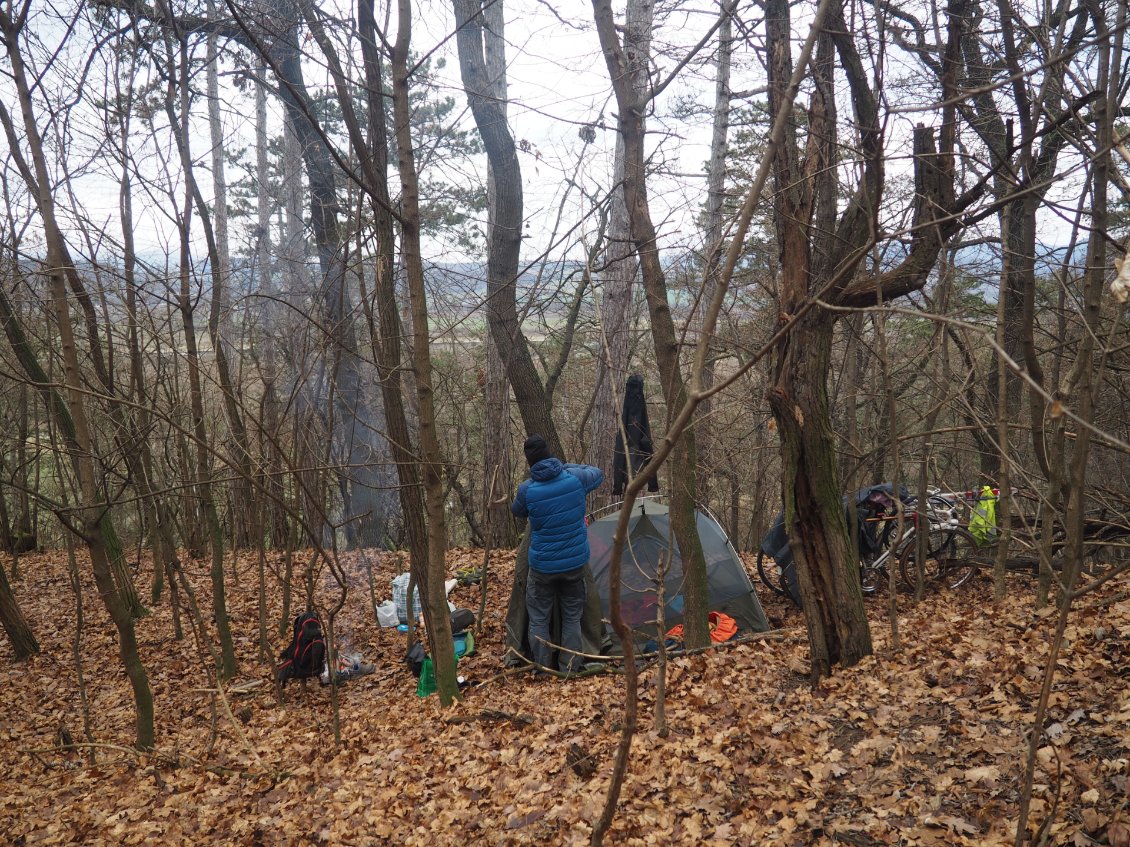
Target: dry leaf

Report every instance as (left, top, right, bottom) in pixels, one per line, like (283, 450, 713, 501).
(2, 547, 1127, 846)
(926, 814, 978, 835)
(965, 765, 1001, 785)
(1081, 808, 1108, 831)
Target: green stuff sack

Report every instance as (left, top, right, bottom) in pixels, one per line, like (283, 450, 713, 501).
(970, 486, 998, 545)
(416, 657, 436, 697)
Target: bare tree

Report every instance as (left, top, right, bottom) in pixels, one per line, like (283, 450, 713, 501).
(762, 0, 966, 677)
(161, 26, 239, 679)
(591, 0, 714, 648)
(452, 0, 563, 454)
(479, 0, 517, 550)
(389, 0, 461, 704)
(696, 4, 736, 506)
(293, 0, 463, 699)
(589, 0, 652, 501)
(0, 3, 154, 746)
(205, 0, 253, 550)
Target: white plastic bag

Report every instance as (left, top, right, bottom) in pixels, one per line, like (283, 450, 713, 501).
(376, 600, 399, 628)
(391, 574, 457, 622)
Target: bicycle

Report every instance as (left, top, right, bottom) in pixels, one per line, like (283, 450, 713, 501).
(756, 487, 971, 598)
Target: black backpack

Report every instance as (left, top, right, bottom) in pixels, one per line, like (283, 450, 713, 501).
(405, 641, 427, 678)
(277, 611, 326, 685)
(450, 608, 475, 634)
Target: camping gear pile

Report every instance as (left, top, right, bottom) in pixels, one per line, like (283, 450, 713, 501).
(389, 573, 458, 625)
(276, 611, 374, 686)
(760, 483, 910, 607)
(409, 608, 477, 697)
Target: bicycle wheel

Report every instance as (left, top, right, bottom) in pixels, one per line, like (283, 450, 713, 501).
(755, 550, 790, 596)
(898, 526, 981, 590)
(859, 561, 885, 594)
(858, 515, 911, 594)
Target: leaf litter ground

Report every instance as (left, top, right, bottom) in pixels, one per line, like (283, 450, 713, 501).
(0, 548, 1126, 846)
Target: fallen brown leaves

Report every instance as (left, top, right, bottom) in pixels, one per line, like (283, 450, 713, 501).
(0, 547, 1126, 846)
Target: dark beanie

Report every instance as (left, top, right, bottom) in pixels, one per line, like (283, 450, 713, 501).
(523, 434, 552, 467)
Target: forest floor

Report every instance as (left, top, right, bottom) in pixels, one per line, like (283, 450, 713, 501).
(0, 546, 1126, 847)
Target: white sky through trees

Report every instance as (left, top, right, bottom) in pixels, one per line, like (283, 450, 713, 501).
(0, 0, 1102, 275)
(0, 0, 731, 270)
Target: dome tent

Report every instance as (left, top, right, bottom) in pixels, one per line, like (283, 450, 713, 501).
(587, 497, 770, 645)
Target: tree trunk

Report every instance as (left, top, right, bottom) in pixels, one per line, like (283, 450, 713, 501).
(262, 4, 400, 549)
(0, 557, 38, 659)
(45, 221, 156, 748)
(0, 17, 146, 619)
(392, 0, 459, 705)
(206, 0, 252, 550)
(760, 0, 963, 676)
(0, 443, 15, 554)
(254, 64, 290, 551)
(115, 69, 173, 607)
(590, 0, 652, 501)
(480, 0, 517, 549)
(14, 386, 35, 557)
(166, 33, 238, 681)
(959, 0, 1088, 482)
(355, 0, 431, 587)
(769, 313, 873, 674)
(696, 8, 733, 506)
(453, 0, 562, 455)
(294, 0, 448, 689)
(1015, 7, 1123, 839)
(0, 9, 154, 747)
(592, 0, 711, 649)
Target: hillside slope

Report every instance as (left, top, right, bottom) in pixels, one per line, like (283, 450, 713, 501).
(1, 549, 1126, 846)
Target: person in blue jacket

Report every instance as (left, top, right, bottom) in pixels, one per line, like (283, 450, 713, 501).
(510, 434, 604, 674)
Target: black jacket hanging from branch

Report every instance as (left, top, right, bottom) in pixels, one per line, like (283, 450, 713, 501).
(612, 374, 659, 496)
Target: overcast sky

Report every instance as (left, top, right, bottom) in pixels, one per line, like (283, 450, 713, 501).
(2, 0, 1090, 282)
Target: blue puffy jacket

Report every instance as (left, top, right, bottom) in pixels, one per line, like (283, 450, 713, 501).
(511, 458, 604, 573)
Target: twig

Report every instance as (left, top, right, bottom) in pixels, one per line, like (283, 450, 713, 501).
(228, 679, 265, 696)
(24, 740, 151, 758)
(22, 741, 288, 781)
(477, 630, 790, 688)
(444, 709, 534, 727)
(528, 627, 791, 665)
(1070, 559, 1130, 598)
(1091, 589, 1128, 609)
(1031, 744, 1063, 847)
(194, 681, 265, 770)
(635, 629, 791, 660)
(472, 664, 545, 687)
(500, 649, 618, 678)
(473, 655, 622, 688)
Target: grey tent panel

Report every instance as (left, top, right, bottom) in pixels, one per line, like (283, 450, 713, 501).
(587, 498, 769, 642)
